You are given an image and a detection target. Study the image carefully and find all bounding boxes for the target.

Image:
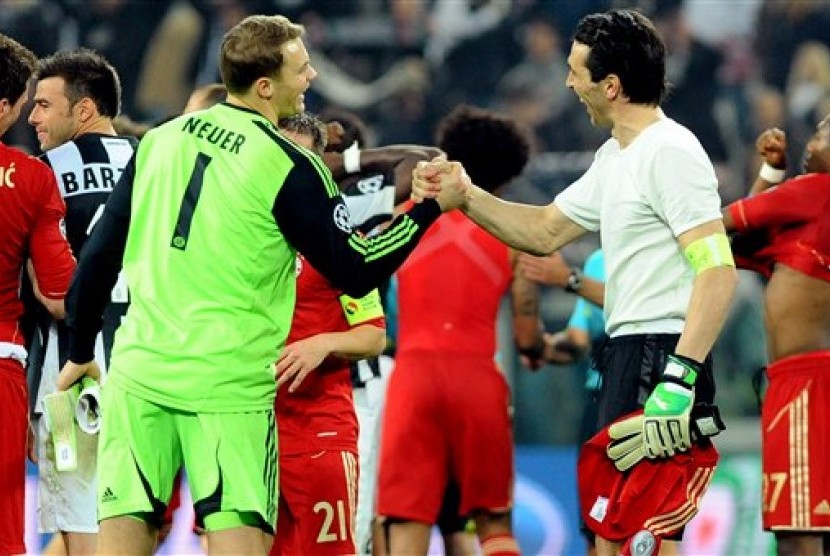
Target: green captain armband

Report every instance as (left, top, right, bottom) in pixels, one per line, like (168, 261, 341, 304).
(339, 289, 384, 326)
(684, 233, 735, 275)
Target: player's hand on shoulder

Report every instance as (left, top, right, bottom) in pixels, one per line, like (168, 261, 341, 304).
(56, 360, 101, 391)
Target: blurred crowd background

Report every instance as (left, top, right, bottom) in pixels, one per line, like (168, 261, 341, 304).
(4, 0, 829, 446)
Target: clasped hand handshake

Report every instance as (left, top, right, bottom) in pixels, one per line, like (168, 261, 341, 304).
(410, 156, 472, 212)
(606, 354, 701, 472)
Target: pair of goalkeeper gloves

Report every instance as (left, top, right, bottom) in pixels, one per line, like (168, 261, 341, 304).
(607, 354, 724, 472)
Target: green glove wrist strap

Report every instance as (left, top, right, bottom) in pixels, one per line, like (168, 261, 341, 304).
(663, 354, 701, 387)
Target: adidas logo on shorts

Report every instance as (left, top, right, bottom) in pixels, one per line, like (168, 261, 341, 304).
(101, 487, 118, 504)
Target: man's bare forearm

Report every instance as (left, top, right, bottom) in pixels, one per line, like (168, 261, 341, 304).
(463, 185, 586, 255)
(578, 277, 605, 307)
(675, 266, 738, 363)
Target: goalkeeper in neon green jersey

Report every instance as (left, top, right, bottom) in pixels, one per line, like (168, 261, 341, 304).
(55, 14, 450, 556)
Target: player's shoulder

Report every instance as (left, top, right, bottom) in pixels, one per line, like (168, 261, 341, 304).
(651, 118, 707, 152)
(787, 172, 830, 189)
(0, 143, 54, 182)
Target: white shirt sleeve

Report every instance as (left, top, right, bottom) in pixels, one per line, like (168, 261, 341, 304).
(645, 143, 722, 237)
(554, 152, 603, 232)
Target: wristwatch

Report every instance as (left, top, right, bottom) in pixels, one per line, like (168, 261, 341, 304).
(564, 268, 583, 294)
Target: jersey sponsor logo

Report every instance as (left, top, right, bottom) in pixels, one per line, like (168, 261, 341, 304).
(355, 174, 385, 194)
(333, 203, 353, 233)
(59, 163, 123, 196)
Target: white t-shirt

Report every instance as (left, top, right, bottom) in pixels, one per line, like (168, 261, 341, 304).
(555, 118, 721, 337)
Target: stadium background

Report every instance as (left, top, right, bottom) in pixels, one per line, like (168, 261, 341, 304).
(6, 0, 828, 553)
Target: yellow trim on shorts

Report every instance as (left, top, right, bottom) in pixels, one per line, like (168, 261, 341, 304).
(684, 233, 735, 275)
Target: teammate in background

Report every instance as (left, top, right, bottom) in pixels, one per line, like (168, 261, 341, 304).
(271, 112, 385, 556)
(723, 119, 830, 556)
(316, 107, 442, 555)
(57, 15, 447, 555)
(25, 47, 137, 556)
(377, 104, 542, 555)
(0, 33, 76, 556)
(411, 9, 737, 555)
(519, 249, 607, 556)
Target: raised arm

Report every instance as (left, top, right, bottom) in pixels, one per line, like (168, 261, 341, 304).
(465, 186, 588, 255)
(749, 127, 787, 197)
(324, 145, 443, 204)
(273, 153, 444, 298)
(412, 159, 587, 254)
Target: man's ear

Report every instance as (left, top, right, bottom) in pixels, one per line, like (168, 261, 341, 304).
(604, 74, 621, 101)
(255, 77, 274, 100)
(76, 97, 97, 123)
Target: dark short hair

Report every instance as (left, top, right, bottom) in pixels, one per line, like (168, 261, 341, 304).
(36, 48, 121, 117)
(573, 9, 667, 106)
(436, 104, 531, 192)
(278, 112, 327, 155)
(220, 15, 304, 93)
(0, 33, 37, 104)
(318, 107, 368, 152)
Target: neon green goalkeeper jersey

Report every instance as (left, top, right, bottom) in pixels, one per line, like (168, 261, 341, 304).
(97, 103, 440, 412)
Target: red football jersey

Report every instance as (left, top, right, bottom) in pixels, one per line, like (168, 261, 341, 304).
(0, 143, 74, 346)
(395, 210, 512, 357)
(275, 255, 384, 455)
(578, 410, 718, 544)
(728, 173, 830, 283)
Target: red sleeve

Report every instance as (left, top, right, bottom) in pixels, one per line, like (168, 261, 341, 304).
(728, 176, 815, 232)
(29, 163, 76, 299)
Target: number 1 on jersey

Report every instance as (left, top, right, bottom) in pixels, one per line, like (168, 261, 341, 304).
(171, 152, 212, 250)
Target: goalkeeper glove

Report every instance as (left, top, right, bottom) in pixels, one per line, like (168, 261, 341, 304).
(607, 412, 645, 472)
(643, 354, 700, 458)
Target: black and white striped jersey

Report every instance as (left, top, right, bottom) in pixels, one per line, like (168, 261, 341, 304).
(30, 133, 137, 412)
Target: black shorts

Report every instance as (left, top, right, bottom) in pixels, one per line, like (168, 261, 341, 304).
(593, 333, 716, 434)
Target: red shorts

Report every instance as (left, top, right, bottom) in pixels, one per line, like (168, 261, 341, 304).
(578, 410, 718, 546)
(271, 450, 358, 556)
(377, 354, 513, 523)
(762, 351, 830, 531)
(0, 358, 27, 555)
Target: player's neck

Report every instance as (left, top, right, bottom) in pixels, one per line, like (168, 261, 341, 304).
(226, 93, 278, 125)
(612, 105, 664, 149)
(75, 116, 116, 138)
